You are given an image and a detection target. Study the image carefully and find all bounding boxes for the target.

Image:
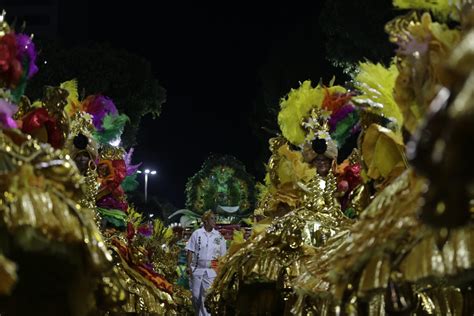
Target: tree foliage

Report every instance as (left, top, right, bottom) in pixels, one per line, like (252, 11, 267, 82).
(26, 40, 166, 147)
(319, 0, 397, 71)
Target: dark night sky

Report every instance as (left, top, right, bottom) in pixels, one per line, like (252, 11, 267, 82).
(0, 0, 396, 211)
(82, 2, 327, 208)
(64, 1, 326, 207)
(1, 0, 330, 208)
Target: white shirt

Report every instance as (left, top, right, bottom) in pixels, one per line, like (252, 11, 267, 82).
(185, 227, 226, 277)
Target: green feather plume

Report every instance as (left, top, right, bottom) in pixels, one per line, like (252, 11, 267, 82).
(330, 111, 359, 148)
(94, 113, 129, 144)
(97, 207, 127, 228)
(121, 174, 139, 192)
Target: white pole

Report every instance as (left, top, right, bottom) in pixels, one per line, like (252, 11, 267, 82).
(145, 173, 149, 203)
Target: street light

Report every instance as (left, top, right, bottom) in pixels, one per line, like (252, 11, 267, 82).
(137, 169, 157, 203)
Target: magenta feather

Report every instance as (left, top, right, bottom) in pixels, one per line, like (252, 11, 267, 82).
(0, 99, 18, 128)
(83, 95, 118, 130)
(124, 148, 142, 176)
(328, 104, 355, 132)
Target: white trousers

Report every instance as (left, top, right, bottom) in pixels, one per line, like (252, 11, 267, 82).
(190, 270, 215, 316)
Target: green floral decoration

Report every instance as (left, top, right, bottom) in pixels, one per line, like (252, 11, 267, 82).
(185, 155, 256, 216)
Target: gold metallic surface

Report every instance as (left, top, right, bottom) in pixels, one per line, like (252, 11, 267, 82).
(293, 169, 474, 315)
(99, 144, 126, 161)
(103, 247, 176, 315)
(206, 171, 351, 315)
(0, 254, 16, 295)
(0, 129, 111, 271)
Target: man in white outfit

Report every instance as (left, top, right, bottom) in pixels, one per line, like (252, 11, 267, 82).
(186, 210, 226, 316)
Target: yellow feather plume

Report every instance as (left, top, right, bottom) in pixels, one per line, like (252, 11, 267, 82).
(31, 100, 43, 108)
(60, 79, 81, 116)
(226, 229, 248, 256)
(153, 218, 173, 243)
(232, 229, 245, 244)
(278, 80, 346, 146)
(393, 0, 460, 21)
(127, 206, 143, 228)
(60, 79, 78, 103)
(429, 17, 461, 49)
(353, 61, 403, 131)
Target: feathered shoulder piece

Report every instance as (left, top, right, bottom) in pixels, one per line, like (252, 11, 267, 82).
(385, 11, 460, 133)
(353, 61, 403, 134)
(80, 94, 129, 145)
(60, 79, 80, 116)
(393, 0, 461, 22)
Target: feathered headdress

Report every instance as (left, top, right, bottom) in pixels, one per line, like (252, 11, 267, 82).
(0, 11, 38, 104)
(57, 81, 130, 146)
(65, 111, 98, 161)
(61, 79, 81, 116)
(278, 80, 359, 159)
(81, 94, 129, 144)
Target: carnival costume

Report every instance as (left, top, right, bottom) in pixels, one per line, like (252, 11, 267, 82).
(206, 81, 361, 315)
(293, 3, 474, 315)
(62, 86, 191, 315)
(0, 14, 117, 315)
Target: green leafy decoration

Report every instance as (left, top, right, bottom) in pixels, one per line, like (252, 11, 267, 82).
(97, 207, 127, 229)
(121, 174, 139, 192)
(330, 111, 359, 148)
(185, 154, 256, 216)
(93, 113, 130, 144)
